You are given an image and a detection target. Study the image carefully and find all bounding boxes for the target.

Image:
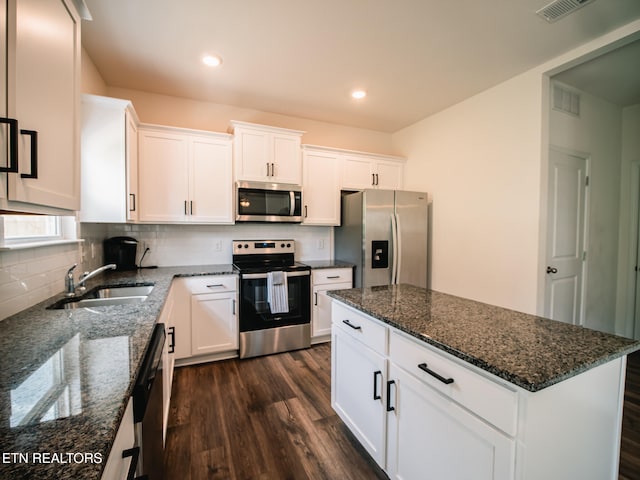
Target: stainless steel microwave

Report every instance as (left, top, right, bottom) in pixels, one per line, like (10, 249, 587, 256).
(236, 182, 303, 223)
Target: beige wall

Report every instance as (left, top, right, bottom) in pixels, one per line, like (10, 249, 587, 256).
(392, 20, 640, 320)
(81, 47, 108, 96)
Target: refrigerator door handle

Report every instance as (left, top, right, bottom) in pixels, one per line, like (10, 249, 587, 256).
(395, 212, 402, 284)
(391, 213, 399, 284)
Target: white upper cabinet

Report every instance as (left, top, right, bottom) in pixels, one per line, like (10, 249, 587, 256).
(342, 152, 405, 191)
(1, 0, 81, 212)
(230, 120, 304, 184)
(80, 95, 139, 223)
(302, 146, 341, 226)
(138, 125, 233, 223)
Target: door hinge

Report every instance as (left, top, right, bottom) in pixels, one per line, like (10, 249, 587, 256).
(583, 251, 587, 261)
(585, 175, 589, 186)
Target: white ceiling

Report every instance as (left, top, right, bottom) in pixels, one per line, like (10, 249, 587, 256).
(81, 0, 640, 132)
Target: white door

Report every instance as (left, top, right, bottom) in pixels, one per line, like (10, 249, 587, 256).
(302, 149, 341, 225)
(386, 365, 515, 480)
(331, 328, 387, 468)
(138, 129, 189, 222)
(191, 293, 238, 356)
(10, 0, 80, 210)
(544, 148, 588, 325)
(189, 136, 233, 223)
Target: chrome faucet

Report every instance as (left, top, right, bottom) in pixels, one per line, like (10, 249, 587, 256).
(65, 263, 117, 296)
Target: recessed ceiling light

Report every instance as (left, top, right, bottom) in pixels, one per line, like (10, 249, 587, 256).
(202, 55, 222, 67)
(351, 90, 367, 100)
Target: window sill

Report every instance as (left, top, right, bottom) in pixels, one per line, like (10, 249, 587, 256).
(0, 239, 84, 251)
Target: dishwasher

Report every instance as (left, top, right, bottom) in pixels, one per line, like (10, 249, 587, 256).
(132, 323, 165, 480)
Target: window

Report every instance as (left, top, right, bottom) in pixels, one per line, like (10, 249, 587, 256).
(3, 215, 61, 240)
(1, 215, 77, 247)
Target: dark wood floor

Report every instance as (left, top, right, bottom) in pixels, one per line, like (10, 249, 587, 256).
(620, 350, 640, 480)
(164, 343, 388, 480)
(165, 344, 640, 480)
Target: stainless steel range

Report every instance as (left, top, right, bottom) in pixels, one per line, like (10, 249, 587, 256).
(232, 240, 311, 358)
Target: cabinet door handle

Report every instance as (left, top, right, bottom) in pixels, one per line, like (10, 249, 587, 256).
(122, 447, 140, 480)
(314, 292, 318, 306)
(19, 129, 38, 178)
(232, 299, 236, 315)
(168, 327, 175, 354)
(304, 205, 308, 218)
(129, 193, 136, 212)
(373, 370, 382, 400)
(190, 200, 194, 215)
(386, 380, 396, 412)
(376, 173, 379, 185)
(271, 162, 275, 177)
(0, 117, 18, 173)
(184, 200, 188, 215)
(418, 362, 454, 385)
(266, 162, 270, 177)
(372, 173, 376, 186)
(342, 319, 362, 330)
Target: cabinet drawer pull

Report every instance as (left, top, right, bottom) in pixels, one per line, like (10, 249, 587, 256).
(20, 129, 38, 179)
(386, 380, 396, 412)
(326, 275, 340, 279)
(122, 447, 140, 480)
(206, 284, 225, 289)
(168, 326, 175, 354)
(0, 117, 18, 173)
(418, 362, 454, 385)
(373, 370, 382, 400)
(342, 319, 362, 330)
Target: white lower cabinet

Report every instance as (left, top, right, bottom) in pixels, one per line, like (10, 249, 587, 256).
(101, 398, 135, 480)
(386, 363, 514, 480)
(171, 275, 239, 365)
(332, 301, 515, 478)
(332, 299, 627, 480)
(331, 324, 387, 467)
(312, 268, 352, 341)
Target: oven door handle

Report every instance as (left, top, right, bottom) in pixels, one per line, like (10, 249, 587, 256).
(241, 270, 310, 280)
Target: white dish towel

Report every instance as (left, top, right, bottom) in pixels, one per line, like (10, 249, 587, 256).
(267, 271, 289, 314)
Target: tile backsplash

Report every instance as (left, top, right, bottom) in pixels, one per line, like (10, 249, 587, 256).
(1, 223, 333, 321)
(0, 242, 81, 320)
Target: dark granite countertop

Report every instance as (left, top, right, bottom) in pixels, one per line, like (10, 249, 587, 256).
(328, 284, 640, 392)
(302, 260, 354, 270)
(0, 265, 236, 480)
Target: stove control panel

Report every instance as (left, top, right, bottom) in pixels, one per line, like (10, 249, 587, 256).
(232, 239, 295, 255)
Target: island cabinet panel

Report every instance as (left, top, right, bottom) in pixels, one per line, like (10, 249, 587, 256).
(386, 364, 515, 480)
(332, 319, 388, 467)
(331, 297, 629, 480)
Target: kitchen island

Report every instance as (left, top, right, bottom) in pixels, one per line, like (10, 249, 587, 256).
(328, 284, 640, 480)
(0, 265, 235, 480)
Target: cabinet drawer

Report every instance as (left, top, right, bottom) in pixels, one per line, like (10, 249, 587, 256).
(312, 268, 353, 286)
(182, 275, 237, 294)
(390, 330, 518, 436)
(332, 302, 387, 355)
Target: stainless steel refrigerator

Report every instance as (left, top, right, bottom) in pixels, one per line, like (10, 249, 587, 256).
(335, 189, 428, 288)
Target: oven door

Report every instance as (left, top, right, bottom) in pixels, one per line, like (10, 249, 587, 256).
(238, 270, 310, 331)
(236, 183, 302, 222)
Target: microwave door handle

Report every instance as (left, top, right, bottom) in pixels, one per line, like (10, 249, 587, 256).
(290, 191, 295, 216)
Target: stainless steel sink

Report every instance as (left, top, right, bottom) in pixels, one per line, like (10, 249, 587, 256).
(91, 285, 155, 299)
(59, 296, 149, 309)
(48, 283, 155, 310)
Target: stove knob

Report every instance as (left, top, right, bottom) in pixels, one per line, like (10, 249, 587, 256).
(286, 243, 291, 248)
(244, 244, 249, 249)
(237, 244, 242, 249)
(281, 243, 285, 248)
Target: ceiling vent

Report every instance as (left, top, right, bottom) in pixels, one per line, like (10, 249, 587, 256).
(536, 0, 596, 23)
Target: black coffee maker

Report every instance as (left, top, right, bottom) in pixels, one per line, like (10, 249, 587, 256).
(104, 236, 138, 270)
